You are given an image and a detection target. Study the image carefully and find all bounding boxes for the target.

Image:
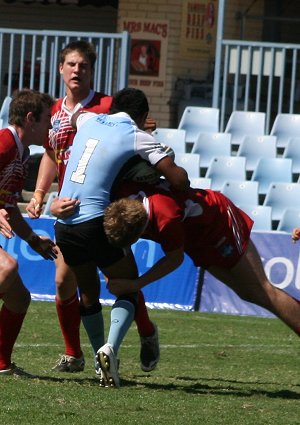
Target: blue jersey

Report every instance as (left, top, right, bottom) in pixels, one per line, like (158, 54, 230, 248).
(58, 112, 167, 224)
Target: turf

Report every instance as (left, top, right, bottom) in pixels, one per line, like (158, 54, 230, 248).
(0, 302, 299, 425)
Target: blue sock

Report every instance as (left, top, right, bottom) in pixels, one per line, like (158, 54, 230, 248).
(107, 300, 135, 356)
(81, 309, 105, 357)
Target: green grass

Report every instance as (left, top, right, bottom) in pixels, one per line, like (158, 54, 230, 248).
(0, 302, 299, 425)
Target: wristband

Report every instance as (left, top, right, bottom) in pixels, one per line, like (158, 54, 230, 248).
(34, 189, 46, 194)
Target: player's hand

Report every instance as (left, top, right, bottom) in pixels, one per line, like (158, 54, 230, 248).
(50, 197, 80, 219)
(27, 234, 58, 260)
(292, 228, 300, 242)
(26, 197, 43, 218)
(0, 209, 14, 238)
(144, 117, 157, 133)
(106, 278, 139, 296)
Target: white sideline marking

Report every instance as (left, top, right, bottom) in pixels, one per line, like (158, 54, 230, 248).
(15, 343, 294, 349)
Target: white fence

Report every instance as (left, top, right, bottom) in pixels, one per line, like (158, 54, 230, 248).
(0, 27, 130, 103)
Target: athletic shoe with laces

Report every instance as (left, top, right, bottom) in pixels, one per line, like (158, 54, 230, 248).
(52, 354, 85, 372)
(96, 343, 120, 388)
(140, 322, 160, 372)
(0, 362, 36, 378)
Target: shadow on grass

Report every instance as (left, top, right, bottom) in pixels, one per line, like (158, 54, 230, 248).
(28, 373, 300, 400)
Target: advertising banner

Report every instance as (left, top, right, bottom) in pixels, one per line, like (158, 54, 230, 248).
(1, 217, 299, 318)
(121, 17, 169, 95)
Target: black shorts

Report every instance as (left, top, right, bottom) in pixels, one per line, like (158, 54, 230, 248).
(55, 216, 125, 268)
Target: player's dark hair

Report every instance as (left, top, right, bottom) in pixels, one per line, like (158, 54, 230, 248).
(109, 88, 149, 122)
(59, 40, 97, 69)
(9, 89, 54, 127)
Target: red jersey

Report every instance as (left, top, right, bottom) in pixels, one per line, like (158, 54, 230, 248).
(44, 90, 112, 188)
(0, 127, 29, 208)
(116, 180, 254, 269)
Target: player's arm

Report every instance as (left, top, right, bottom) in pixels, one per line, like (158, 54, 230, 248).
(155, 156, 190, 191)
(26, 149, 57, 218)
(106, 247, 184, 297)
(7, 206, 57, 260)
(0, 208, 14, 238)
(292, 228, 300, 242)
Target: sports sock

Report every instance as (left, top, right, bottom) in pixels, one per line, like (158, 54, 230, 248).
(107, 300, 135, 355)
(134, 291, 155, 337)
(0, 304, 26, 370)
(80, 303, 104, 356)
(55, 293, 82, 358)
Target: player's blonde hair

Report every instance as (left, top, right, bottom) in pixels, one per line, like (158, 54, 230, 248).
(104, 198, 148, 248)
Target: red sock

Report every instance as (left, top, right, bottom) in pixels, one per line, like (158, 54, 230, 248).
(56, 293, 82, 358)
(0, 304, 26, 369)
(134, 291, 155, 337)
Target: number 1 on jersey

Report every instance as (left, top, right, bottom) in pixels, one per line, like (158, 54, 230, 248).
(70, 138, 99, 184)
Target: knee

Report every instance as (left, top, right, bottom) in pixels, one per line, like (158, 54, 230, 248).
(0, 254, 18, 290)
(115, 294, 138, 315)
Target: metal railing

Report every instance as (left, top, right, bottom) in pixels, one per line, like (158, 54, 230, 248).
(213, 39, 300, 133)
(0, 27, 130, 103)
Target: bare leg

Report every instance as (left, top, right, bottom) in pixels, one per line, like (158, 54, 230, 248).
(208, 239, 300, 335)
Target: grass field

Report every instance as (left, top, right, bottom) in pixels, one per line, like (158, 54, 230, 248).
(0, 301, 299, 425)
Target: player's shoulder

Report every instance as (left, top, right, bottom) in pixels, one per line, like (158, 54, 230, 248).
(88, 92, 113, 113)
(51, 97, 64, 114)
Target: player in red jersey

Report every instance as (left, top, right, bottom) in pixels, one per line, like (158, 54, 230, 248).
(102, 180, 300, 349)
(0, 89, 57, 376)
(26, 41, 160, 374)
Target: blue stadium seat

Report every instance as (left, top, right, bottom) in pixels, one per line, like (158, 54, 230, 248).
(263, 182, 300, 222)
(205, 155, 246, 191)
(0, 96, 12, 129)
(224, 110, 266, 148)
(42, 191, 58, 216)
(282, 137, 300, 174)
(277, 208, 300, 232)
(178, 106, 219, 147)
(221, 180, 259, 206)
(152, 128, 186, 153)
(191, 132, 231, 169)
(270, 113, 300, 150)
(251, 157, 292, 195)
(189, 177, 212, 189)
(236, 134, 277, 172)
(239, 204, 272, 231)
(175, 152, 200, 178)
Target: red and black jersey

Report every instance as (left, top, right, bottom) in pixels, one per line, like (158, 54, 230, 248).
(0, 127, 29, 208)
(44, 91, 112, 189)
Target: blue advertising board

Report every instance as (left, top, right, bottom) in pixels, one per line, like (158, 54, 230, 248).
(1, 216, 299, 317)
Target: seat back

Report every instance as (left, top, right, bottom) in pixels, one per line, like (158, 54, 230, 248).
(277, 208, 300, 232)
(205, 155, 246, 191)
(236, 135, 277, 171)
(263, 182, 300, 221)
(225, 111, 266, 147)
(152, 128, 186, 153)
(42, 191, 58, 216)
(270, 113, 300, 149)
(175, 152, 200, 178)
(239, 204, 272, 231)
(178, 106, 219, 144)
(0, 96, 12, 129)
(282, 137, 300, 174)
(189, 177, 212, 189)
(221, 180, 259, 206)
(191, 132, 231, 168)
(251, 157, 292, 195)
